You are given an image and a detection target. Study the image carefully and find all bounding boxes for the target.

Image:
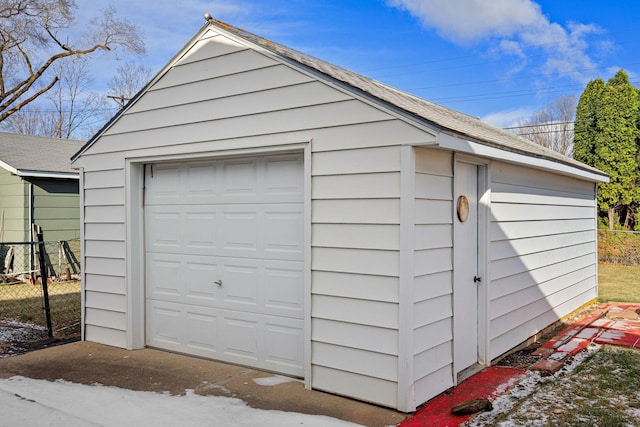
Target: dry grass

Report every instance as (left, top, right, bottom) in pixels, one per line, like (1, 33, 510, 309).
(0, 281, 80, 334)
(472, 345, 640, 426)
(598, 263, 640, 303)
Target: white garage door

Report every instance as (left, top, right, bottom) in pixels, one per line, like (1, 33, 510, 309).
(144, 153, 304, 376)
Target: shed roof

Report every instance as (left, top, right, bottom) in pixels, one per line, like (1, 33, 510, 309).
(0, 132, 83, 179)
(73, 18, 607, 181)
(208, 20, 606, 180)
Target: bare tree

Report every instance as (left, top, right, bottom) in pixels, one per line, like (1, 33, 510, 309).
(107, 62, 154, 108)
(510, 95, 577, 156)
(1, 57, 109, 138)
(0, 0, 144, 123)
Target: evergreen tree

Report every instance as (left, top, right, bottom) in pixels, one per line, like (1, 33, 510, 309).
(573, 78, 605, 166)
(576, 70, 639, 229)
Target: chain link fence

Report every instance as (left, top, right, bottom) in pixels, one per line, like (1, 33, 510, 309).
(0, 239, 81, 341)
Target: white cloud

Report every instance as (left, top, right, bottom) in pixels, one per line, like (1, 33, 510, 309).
(387, 0, 543, 44)
(387, 0, 604, 82)
(481, 106, 535, 128)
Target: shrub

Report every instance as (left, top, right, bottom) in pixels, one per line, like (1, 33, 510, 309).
(598, 230, 640, 265)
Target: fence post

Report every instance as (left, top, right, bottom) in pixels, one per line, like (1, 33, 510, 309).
(36, 230, 53, 338)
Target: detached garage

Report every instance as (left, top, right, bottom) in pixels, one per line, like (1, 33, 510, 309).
(71, 19, 608, 412)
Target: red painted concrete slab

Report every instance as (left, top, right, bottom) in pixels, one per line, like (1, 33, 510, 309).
(575, 327, 602, 340)
(529, 304, 640, 373)
(593, 324, 640, 348)
(403, 304, 640, 426)
(400, 367, 525, 427)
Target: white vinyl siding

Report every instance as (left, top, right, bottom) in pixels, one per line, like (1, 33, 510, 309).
(412, 148, 455, 404)
(310, 145, 404, 408)
(488, 162, 598, 359)
(82, 168, 127, 346)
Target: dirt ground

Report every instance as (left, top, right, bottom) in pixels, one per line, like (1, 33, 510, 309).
(0, 320, 79, 359)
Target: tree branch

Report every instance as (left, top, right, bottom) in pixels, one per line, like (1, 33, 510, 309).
(0, 76, 58, 122)
(0, 42, 107, 109)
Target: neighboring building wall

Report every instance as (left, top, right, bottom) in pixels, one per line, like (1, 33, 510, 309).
(488, 161, 598, 359)
(30, 178, 80, 277)
(0, 169, 28, 242)
(412, 147, 455, 404)
(31, 178, 80, 242)
(0, 169, 29, 275)
(76, 27, 435, 409)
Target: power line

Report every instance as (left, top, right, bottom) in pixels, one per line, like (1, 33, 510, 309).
(504, 121, 577, 130)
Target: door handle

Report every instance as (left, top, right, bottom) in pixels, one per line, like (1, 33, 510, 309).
(214, 280, 222, 286)
(473, 276, 482, 283)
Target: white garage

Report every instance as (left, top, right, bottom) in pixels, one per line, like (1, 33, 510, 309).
(71, 18, 607, 412)
(144, 154, 305, 375)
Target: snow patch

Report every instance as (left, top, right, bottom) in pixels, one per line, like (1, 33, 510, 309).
(252, 375, 301, 387)
(0, 376, 362, 426)
(0, 320, 47, 358)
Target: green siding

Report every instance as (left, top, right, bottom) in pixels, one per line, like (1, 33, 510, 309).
(31, 178, 80, 241)
(0, 169, 29, 241)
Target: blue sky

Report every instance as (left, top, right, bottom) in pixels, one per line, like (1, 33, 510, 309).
(77, 1, 640, 128)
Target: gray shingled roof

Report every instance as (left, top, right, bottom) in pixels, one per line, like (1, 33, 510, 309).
(0, 132, 83, 176)
(211, 20, 607, 179)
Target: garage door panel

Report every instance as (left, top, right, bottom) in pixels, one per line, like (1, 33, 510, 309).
(146, 255, 182, 299)
(264, 266, 304, 315)
(223, 158, 258, 197)
(147, 253, 219, 303)
(221, 259, 304, 317)
(223, 315, 259, 361)
(147, 253, 303, 317)
(264, 207, 304, 259)
(145, 153, 304, 376)
(145, 207, 182, 253)
(221, 209, 259, 256)
(146, 301, 304, 374)
(146, 300, 182, 348)
(147, 204, 302, 260)
(263, 155, 304, 198)
(146, 164, 181, 204)
(146, 205, 219, 254)
(147, 300, 220, 359)
(264, 320, 304, 374)
(222, 263, 259, 307)
(146, 163, 219, 205)
(146, 156, 302, 206)
(184, 209, 218, 252)
(184, 309, 219, 356)
(185, 260, 219, 303)
(185, 163, 218, 201)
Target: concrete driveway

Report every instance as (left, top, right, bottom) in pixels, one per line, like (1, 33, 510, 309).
(0, 341, 407, 427)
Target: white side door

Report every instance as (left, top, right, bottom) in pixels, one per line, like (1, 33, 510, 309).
(453, 161, 479, 375)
